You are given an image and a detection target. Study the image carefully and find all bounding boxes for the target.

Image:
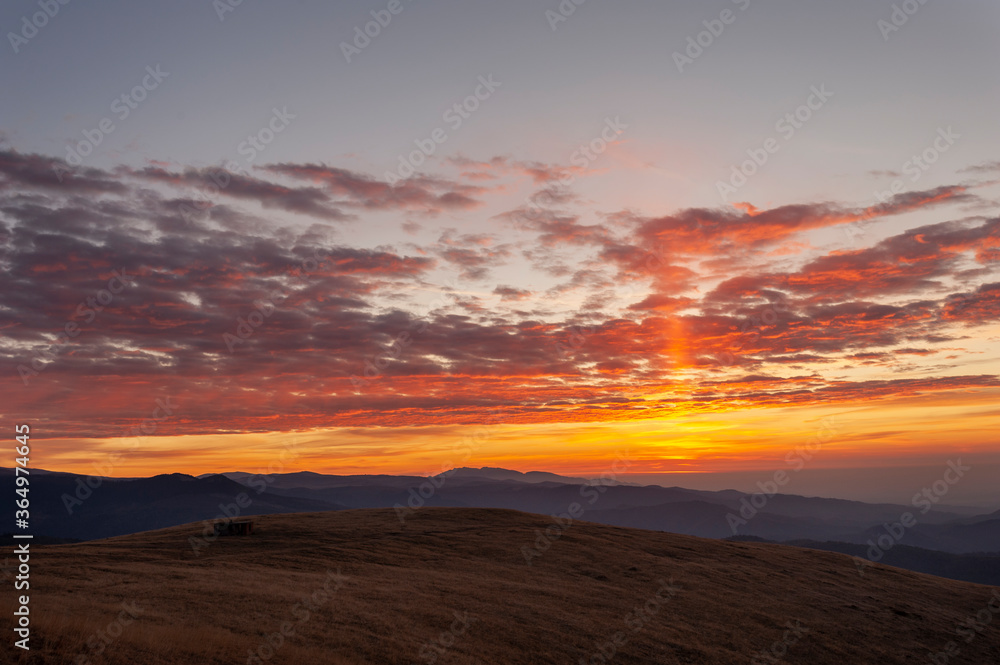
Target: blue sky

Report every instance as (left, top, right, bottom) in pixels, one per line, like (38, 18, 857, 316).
(5, 0, 998, 215)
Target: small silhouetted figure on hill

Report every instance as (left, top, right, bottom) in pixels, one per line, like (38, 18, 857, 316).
(213, 519, 254, 536)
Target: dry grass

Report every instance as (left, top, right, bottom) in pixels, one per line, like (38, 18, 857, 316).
(2, 508, 999, 664)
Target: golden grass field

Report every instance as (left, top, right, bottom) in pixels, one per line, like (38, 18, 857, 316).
(3, 507, 999, 664)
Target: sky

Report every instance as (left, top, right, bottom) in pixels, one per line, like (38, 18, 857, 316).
(1, 0, 999, 503)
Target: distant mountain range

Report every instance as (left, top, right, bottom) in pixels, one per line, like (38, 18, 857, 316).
(434, 466, 603, 484)
(8, 465, 1000, 584)
(10, 470, 335, 541)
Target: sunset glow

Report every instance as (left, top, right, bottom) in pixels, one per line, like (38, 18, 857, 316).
(2, 0, 999, 494)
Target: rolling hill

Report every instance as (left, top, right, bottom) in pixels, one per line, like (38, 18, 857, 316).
(11, 466, 1000, 587)
(4, 508, 999, 664)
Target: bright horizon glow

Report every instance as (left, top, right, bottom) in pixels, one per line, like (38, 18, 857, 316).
(33, 389, 1000, 477)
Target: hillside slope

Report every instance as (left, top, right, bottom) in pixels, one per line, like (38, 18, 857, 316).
(3, 508, 999, 664)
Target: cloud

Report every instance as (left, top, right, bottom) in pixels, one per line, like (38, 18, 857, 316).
(447, 155, 591, 185)
(0, 149, 128, 194)
(128, 166, 350, 220)
(493, 285, 532, 301)
(960, 161, 1000, 174)
(940, 282, 1000, 323)
(2, 149, 999, 439)
(428, 229, 514, 280)
(263, 162, 485, 214)
(633, 185, 971, 258)
(743, 217, 998, 306)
